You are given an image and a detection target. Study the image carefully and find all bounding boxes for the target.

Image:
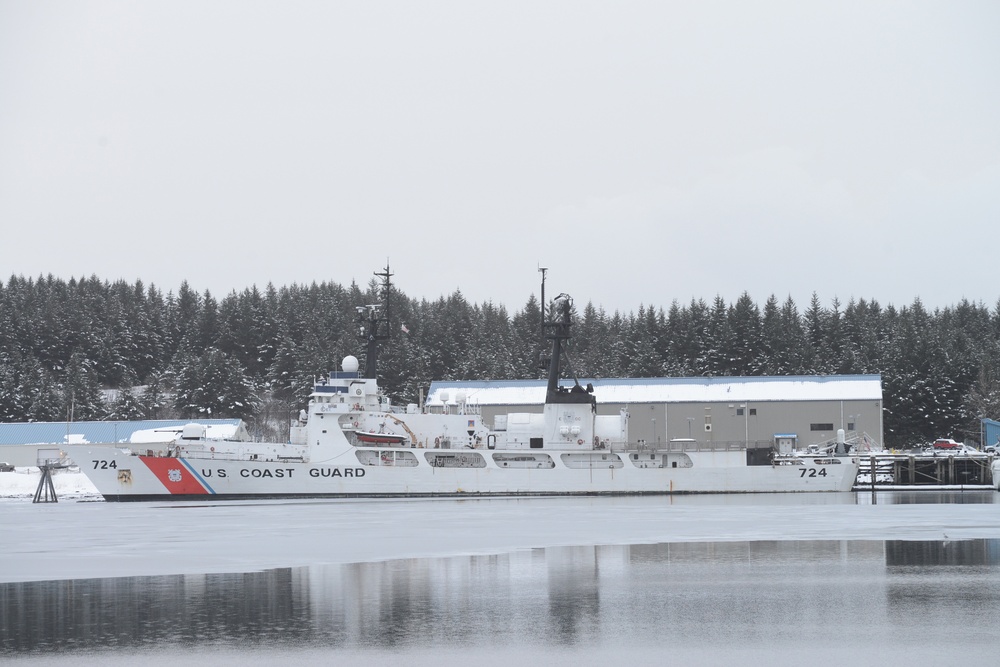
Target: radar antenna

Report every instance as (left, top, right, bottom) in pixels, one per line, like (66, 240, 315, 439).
(543, 292, 595, 408)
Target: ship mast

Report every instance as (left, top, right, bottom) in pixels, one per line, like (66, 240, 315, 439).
(357, 264, 393, 379)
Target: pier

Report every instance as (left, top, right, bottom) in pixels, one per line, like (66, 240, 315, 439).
(855, 451, 998, 490)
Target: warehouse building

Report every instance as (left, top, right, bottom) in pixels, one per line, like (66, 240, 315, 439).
(426, 374, 883, 454)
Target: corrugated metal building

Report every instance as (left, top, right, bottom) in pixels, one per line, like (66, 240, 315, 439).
(0, 419, 245, 466)
(426, 374, 883, 451)
(983, 418, 1000, 451)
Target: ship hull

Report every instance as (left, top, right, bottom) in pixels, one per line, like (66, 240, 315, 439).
(65, 445, 858, 501)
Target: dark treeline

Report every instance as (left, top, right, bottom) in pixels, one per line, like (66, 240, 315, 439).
(2, 274, 999, 447)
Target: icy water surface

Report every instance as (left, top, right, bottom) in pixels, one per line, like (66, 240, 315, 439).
(3, 492, 1000, 666)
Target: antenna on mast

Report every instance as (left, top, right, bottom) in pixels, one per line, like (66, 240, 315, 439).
(538, 265, 547, 340)
(374, 262, 393, 328)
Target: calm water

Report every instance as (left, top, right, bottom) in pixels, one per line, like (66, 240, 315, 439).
(3, 492, 1000, 666)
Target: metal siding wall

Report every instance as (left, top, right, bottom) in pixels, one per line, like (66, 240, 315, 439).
(985, 419, 1000, 449)
(477, 398, 884, 449)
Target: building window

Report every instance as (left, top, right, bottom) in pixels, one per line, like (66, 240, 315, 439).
(736, 408, 744, 416)
(847, 422, 855, 431)
(810, 423, 834, 431)
(749, 408, 757, 416)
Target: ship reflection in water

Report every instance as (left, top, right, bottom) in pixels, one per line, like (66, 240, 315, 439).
(4, 539, 1000, 664)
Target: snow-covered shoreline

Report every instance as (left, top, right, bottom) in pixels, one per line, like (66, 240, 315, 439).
(0, 467, 101, 501)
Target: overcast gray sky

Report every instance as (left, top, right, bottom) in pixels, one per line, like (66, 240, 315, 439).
(2, 1, 998, 314)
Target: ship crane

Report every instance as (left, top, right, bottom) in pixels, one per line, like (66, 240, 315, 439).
(383, 413, 422, 448)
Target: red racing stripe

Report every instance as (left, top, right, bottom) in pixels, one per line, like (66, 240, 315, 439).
(141, 457, 210, 495)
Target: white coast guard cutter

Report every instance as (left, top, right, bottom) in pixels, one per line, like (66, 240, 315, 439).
(65, 269, 857, 500)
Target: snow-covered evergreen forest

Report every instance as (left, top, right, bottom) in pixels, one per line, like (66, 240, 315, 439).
(2, 274, 999, 447)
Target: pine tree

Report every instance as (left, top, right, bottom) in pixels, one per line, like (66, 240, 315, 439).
(139, 373, 169, 420)
(27, 368, 63, 422)
(108, 385, 147, 421)
(760, 295, 782, 374)
(510, 294, 545, 379)
(781, 296, 812, 374)
(727, 292, 763, 375)
(575, 301, 616, 377)
(804, 293, 828, 373)
(625, 305, 663, 377)
(61, 351, 106, 421)
(172, 348, 259, 419)
(703, 296, 733, 376)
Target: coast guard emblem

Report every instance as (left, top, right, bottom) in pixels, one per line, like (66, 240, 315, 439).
(167, 469, 183, 483)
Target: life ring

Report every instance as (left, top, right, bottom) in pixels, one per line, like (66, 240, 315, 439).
(353, 421, 359, 428)
(210, 446, 215, 452)
(577, 439, 584, 445)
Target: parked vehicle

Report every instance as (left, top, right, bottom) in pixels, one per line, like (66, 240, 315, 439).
(932, 438, 963, 450)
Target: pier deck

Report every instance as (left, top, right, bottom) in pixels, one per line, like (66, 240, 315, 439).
(854, 451, 998, 490)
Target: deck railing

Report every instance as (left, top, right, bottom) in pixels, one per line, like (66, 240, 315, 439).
(611, 440, 773, 454)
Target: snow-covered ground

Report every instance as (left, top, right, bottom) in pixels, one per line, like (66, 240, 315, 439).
(0, 467, 100, 500)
